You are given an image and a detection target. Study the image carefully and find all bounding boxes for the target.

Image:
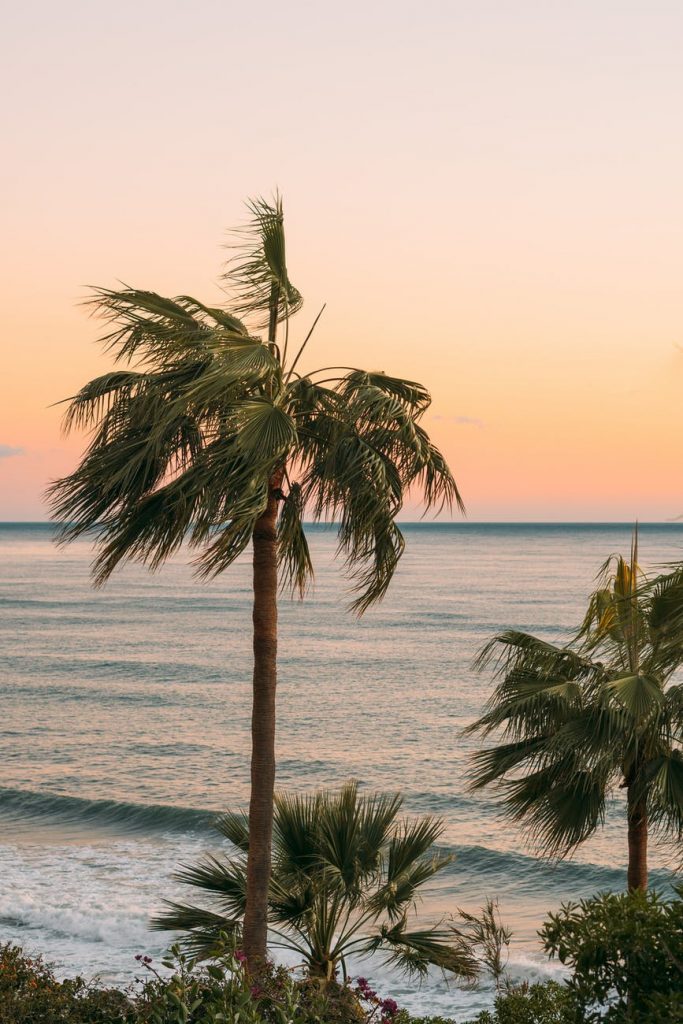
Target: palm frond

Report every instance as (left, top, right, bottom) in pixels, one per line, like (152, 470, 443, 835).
(193, 515, 262, 580)
(384, 817, 446, 881)
(88, 287, 249, 364)
(646, 751, 683, 841)
(272, 790, 324, 879)
(235, 399, 297, 459)
(606, 672, 665, 721)
(473, 631, 589, 679)
(373, 855, 453, 922)
(277, 482, 314, 598)
(60, 371, 149, 433)
(368, 920, 478, 979)
(503, 761, 607, 857)
(173, 854, 248, 918)
(468, 736, 553, 790)
(214, 810, 250, 851)
(340, 371, 432, 414)
(151, 901, 240, 959)
(151, 900, 234, 935)
(226, 194, 302, 330)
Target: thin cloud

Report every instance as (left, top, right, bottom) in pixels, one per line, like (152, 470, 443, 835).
(0, 445, 24, 458)
(431, 415, 485, 429)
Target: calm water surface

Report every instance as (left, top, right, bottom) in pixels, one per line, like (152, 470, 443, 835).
(1, 523, 681, 1017)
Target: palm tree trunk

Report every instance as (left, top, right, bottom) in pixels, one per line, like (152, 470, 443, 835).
(626, 787, 648, 892)
(243, 474, 282, 966)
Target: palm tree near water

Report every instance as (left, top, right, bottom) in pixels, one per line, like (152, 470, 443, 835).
(154, 782, 478, 981)
(468, 530, 683, 891)
(49, 195, 462, 967)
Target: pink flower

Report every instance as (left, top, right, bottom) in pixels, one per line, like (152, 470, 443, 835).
(356, 977, 378, 1000)
(381, 997, 399, 1018)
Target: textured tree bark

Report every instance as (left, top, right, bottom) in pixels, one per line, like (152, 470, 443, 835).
(243, 474, 282, 967)
(626, 788, 648, 892)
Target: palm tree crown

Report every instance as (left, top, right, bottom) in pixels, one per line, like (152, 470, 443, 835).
(467, 533, 683, 889)
(49, 195, 461, 610)
(153, 782, 477, 982)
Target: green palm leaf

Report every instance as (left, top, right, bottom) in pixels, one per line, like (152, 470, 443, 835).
(227, 194, 302, 327)
(647, 751, 683, 839)
(235, 400, 297, 459)
(214, 810, 250, 852)
(606, 673, 664, 720)
(277, 482, 314, 598)
(368, 921, 478, 979)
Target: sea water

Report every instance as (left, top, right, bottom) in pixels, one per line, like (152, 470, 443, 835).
(1, 522, 681, 1018)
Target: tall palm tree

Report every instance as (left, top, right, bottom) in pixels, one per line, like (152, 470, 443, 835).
(467, 532, 683, 891)
(153, 782, 477, 983)
(49, 195, 462, 966)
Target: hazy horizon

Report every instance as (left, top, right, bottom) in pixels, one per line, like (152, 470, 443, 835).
(3, 519, 683, 526)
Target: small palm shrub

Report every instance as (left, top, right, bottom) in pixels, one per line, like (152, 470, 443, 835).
(154, 782, 477, 983)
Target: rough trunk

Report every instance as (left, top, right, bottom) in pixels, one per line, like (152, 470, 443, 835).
(243, 476, 281, 966)
(626, 787, 648, 892)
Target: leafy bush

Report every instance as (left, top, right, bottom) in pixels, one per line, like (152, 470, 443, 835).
(134, 948, 409, 1024)
(467, 981, 573, 1024)
(6, 887, 682, 1024)
(0, 942, 134, 1022)
(0, 942, 408, 1024)
(540, 887, 683, 1023)
(396, 1017, 456, 1024)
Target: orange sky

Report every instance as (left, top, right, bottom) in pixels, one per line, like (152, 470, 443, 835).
(2, 1, 682, 520)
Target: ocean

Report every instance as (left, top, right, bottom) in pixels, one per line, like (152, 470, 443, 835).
(1, 522, 681, 1018)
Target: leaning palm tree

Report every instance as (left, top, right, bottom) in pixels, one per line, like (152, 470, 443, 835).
(153, 781, 477, 983)
(467, 532, 683, 891)
(48, 195, 462, 966)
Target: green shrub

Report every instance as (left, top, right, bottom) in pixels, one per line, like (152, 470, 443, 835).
(540, 887, 683, 1023)
(0, 942, 134, 1022)
(0, 943, 410, 1023)
(396, 1016, 456, 1024)
(132, 946, 373, 1023)
(466, 981, 573, 1024)
(396, 1015, 457, 1024)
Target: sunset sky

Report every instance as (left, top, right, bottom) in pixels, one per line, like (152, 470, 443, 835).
(2, 1, 682, 521)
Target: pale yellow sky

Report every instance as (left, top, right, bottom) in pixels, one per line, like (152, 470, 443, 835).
(1, 1, 682, 519)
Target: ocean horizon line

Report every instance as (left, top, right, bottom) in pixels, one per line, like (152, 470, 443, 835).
(2, 520, 683, 529)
